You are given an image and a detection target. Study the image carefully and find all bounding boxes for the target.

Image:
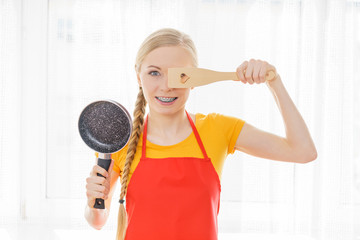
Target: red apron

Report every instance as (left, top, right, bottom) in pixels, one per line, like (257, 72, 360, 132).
(125, 111, 221, 240)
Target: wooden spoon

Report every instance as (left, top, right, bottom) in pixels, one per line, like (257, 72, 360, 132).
(168, 67, 276, 88)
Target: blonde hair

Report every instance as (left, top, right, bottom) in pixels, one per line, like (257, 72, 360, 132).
(116, 28, 198, 240)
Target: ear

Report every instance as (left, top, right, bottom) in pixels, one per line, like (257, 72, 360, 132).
(136, 74, 142, 87)
(135, 66, 142, 87)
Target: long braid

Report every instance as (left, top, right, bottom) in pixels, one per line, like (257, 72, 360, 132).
(116, 87, 147, 240)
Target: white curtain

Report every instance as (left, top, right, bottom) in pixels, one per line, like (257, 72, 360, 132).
(0, 0, 359, 239)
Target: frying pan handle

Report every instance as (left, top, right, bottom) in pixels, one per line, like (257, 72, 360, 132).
(94, 158, 111, 209)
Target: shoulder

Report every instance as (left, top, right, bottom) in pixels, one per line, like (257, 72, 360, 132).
(193, 112, 244, 125)
(193, 112, 246, 140)
(111, 144, 129, 169)
(112, 144, 128, 160)
(192, 112, 217, 122)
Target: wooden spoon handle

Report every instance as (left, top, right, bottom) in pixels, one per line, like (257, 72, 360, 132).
(215, 70, 276, 82)
(168, 67, 277, 88)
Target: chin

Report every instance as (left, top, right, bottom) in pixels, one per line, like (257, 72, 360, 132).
(150, 105, 186, 116)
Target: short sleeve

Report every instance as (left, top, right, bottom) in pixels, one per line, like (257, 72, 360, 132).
(111, 145, 128, 177)
(212, 113, 245, 155)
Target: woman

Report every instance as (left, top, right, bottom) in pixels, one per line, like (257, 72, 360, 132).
(85, 28, 317, 240)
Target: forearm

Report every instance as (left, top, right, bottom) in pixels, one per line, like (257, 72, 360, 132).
(84, 205, 109, 230)
(266, 75, 317, 161)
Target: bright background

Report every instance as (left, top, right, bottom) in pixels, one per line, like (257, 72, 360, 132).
(0, 0, 359, 239)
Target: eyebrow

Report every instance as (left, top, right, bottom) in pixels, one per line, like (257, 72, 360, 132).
(146, 65, 161, 70)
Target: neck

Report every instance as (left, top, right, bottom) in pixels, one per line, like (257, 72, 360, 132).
(147, 109, 189, 137)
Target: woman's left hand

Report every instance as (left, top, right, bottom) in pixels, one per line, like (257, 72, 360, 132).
(236, 59, 277, 84)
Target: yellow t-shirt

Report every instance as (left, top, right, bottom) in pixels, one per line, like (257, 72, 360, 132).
(109, 112, 245, 187)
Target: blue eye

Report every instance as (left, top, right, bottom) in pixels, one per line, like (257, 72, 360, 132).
(149, 71, 160, 76)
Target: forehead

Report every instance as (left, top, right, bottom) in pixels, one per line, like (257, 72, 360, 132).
(142, 46, 193, 69)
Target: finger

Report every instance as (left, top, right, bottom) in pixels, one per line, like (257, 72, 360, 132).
(87, 188, 104, 199)
(87, 182, 106, 193)
(86, 183, 108, 200)
(259, 62, 268, 83)
(86, 184, 110, 200)
(252, 61, 262, 84)
(236, 61, 248, 84)
(86, 175, 111, 195)
(91, 165, 109, 178)
(266, 64, 277, 81)
(86, 176, 107, 186)
(87, 190, 105, 199)
(245, 59, 255, 84)
(102, 177, 111, 194)
(87, 198, 95, 208)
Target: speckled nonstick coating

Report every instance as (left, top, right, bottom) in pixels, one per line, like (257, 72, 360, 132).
(78, 100, 132, 154)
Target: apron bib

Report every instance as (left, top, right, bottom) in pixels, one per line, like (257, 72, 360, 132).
(125, 111, 221, 240)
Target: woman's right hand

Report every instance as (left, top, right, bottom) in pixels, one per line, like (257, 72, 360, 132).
(86, 160, 114, 208)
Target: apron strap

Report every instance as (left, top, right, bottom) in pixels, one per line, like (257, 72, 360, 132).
(185, 111, 209, 159)
(142, 115, 148, 158)
(141, 111, 209, 159)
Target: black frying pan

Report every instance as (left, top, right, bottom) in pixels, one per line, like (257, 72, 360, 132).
(78, 100, 132, 209)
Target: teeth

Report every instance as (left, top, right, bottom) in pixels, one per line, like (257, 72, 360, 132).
(156, 97, 177, 102)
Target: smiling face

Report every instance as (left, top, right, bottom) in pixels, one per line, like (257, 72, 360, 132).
(136, 45, 194, 116)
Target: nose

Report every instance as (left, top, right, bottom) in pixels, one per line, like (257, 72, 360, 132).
(161, 72, 173, 92)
